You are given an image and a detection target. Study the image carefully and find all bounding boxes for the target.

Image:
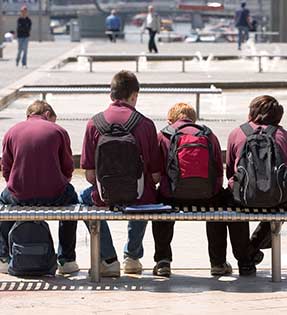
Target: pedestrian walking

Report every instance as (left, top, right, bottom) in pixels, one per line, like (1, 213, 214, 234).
(235, 1, 252, 50)
(142, 5, 161, 53)
(16, 6, 32, 67)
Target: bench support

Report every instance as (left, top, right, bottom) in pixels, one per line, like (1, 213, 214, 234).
(196, 94, 200, 120)
(136, 57, 139, 73)
(182, 58, 185, 72)
(88, 57, 93, 73)
(89, 220, 101, 282)
(271, 221, 282, 282)
(258, 56, 263, 73)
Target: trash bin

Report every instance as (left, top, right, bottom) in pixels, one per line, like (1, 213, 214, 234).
(70, 20, 81, 42)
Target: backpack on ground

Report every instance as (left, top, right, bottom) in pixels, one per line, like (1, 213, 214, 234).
(93, 111, 144, 206)
(162, 123, 217, 201)
(8, 221, 57, 277)
(233, 123, 287, 207)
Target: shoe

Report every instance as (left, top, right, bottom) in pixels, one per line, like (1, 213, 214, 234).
(100, 260, 120, 277)
(123, 257, 142, 274)
(239, 263, 256, 276)
(211, 262, 233, 276)
(0, 257, 9, 274)
(253, 250, 264, 265)
(57, 260, 80, 274)
(153, 260, 171, 277)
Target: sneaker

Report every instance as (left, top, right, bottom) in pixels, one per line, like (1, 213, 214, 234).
(253, 250, 264, 265)
(211, 262, 233, 276)
(0, 257, 9, 274)
(123, 257, 142, 274)
(100, 260, 120, 277)
(153, 260, 171, 277)
(57, 260, 80, 274)
(239, 263, 256, 276)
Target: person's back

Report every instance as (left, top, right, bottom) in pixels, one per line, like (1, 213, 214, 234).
(81, 70, 160, 276)
(105, 13, 121, 31)
(2, 116, 72, 201)
(235, 6, 250, 28)
(226, 94, 287, 267)
(0, 100, 79, 275)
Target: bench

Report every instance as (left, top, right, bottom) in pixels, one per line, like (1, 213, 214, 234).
(242, 54, 287, 73)
(17, 85, 222, 120)
(76, 53, 202, 73)
(0, 204, 284, 283)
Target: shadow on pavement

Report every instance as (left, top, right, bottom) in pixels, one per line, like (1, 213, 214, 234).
(0, 269, 287, 293)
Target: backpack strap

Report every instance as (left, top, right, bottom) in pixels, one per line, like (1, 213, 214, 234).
(124, 110, 143, 132)
(161, 125, 176, 139)
(93, 112, 111, 135)
(240, 122, 255, 137)
(265, 125, 278, 137)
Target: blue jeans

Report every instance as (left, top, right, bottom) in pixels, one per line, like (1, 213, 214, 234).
(16, 37, 29, 66)
(80, 186, 147, 260)
(238, 26, 249, 49)
(0, 183, 78, 262)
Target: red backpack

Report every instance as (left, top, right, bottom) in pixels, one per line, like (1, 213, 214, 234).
(161, 123, 217, 201)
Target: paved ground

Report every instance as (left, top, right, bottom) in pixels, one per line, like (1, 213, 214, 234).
(1, 38, 287, 314)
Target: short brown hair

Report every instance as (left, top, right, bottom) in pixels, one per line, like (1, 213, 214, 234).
(248, 95, 283, 126)
(167, 102, 197, 124)
(110, 70, 140, 101)
(26, 100, 57, 118)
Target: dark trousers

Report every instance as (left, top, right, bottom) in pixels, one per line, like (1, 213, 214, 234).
(107, 29, 119, 43)
(206, 221, 251, 267)
(152, 221, 175, 262)
(0, 183, 78, 262)
(147, 28, 158, 53)
(250, 222, 272, 252)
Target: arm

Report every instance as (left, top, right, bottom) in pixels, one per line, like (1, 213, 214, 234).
(210, 133, 224, 187)
(59, 130, 74, 181)
(2, 134, 14, 182)
(226, 132, 236, 180)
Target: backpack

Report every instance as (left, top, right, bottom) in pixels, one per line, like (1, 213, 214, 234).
(93, 111, 144, 206)
(162, 123, 217, 201)
(8, 221, 57, 277)
(233, 123, 287, 207)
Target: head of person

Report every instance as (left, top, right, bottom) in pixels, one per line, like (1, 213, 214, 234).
(167, 102, 197, 125)
(241, 1, 246, 8)
(110, 70, 140, 107)
(111, 9, 116, 16)
(148, 5, 154, 14)
(20, 5, 28, 17)
(26, 100, 57, 123)
(248, 95, 283, 126)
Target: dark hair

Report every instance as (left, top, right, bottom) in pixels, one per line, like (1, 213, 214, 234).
(241, 2, 246, 8)
(249, 95, 283, 126)
(110, 70, 140, 101)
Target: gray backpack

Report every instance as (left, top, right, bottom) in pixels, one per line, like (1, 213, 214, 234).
(233, 123, 287, 207)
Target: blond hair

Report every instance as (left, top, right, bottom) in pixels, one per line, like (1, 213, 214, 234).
(26, 100, 56, 118)
(167, 102, 197, 124)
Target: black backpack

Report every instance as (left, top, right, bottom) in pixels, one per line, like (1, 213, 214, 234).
(8, 221, 57, 277)
(233, 123, 287, 207)
(93, 111, 144, 206)
(161, 123, 217, 201)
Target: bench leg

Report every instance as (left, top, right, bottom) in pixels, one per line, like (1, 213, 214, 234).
(89, 220, 101, 282)
(182, 58, 185, 72)
(271, 221, 282, 282)
(88, 58, 93, 72)
(196, 94, 200, 120)
(258, 56, 263, 73)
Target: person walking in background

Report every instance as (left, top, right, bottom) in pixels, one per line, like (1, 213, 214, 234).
(105, 9, 121, 43)
(235, 1, 252, 50)
(142, 5, 161, 53)
(16, 6, 32, 67)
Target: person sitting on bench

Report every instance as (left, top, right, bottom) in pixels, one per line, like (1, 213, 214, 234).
(105, 9, 121, 43)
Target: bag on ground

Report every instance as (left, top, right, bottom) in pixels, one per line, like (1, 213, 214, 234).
(93, 111, 144, 206)
(233, 123, 287, 207)
(162, 123, 217, 201)
(8, 221, 57, 276)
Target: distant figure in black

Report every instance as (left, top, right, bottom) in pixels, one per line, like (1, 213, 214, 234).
(235, 1, 252, 50)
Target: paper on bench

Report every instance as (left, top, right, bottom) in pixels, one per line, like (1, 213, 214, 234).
(124, 203, 172, 212)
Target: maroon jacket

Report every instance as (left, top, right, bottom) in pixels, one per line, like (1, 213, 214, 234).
(2, 115, 74, 200)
